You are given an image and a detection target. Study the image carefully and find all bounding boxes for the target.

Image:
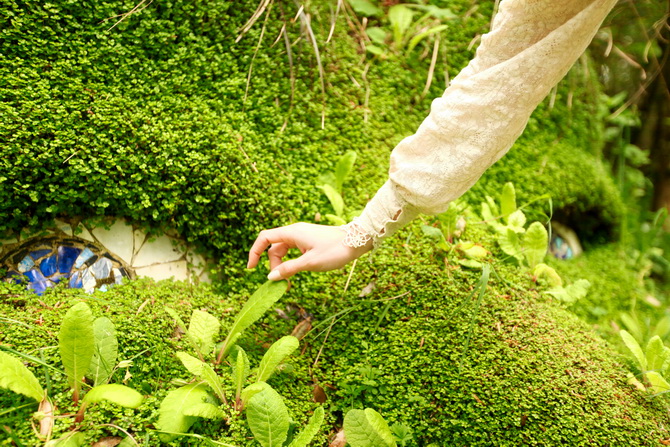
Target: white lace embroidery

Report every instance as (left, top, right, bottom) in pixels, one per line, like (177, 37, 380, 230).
(341, 219, 373, 248)
(350, 0, 617, 247)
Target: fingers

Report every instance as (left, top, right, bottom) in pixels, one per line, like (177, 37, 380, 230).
(247, 227, 295, 269)
(267, 242, 289, 271)
(268, 253, 315, 280)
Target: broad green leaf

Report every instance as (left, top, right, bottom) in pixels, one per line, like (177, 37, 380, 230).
(183, 402, 225, 419)
(246, 387, 290, 447)
(646, 371, 670, 395)
(424, 5, 457, 20)
(49, 432, 86, 447)
(0, 351, 44, 402)
(257, 336, 299, 383)
(545, 280, 591, 305)
(500, 182, 516, 219)
(87, 317, 118, 387)
(156, 384, 213, 442)
(620, 313, 644, 343)
(653, 316, 670, 339)
(344, 408, 397, 447)
(335, 151, 357, 193)
(241, 381, 271, 407)
(406, 24, 448, 53)
(365, 44, 385, 56)
(497, 228, 523, 263)
(348, 0, 382, 17)
(83, 384, 143, 408)
(324, 214, 347, 226)
(457, 258, 483, 269)
(620, 330, 647, 371)
(532, 263, 563, 288)
(321, 184, 345, 217)
(188, 310, 221, 358)
(218, 280, 288, 361)
(389, 5, 414, 48)
(523, 222, 548, 268)
(366, 27, 386, 45)
(229, 345, 250, 402)
(481, 201, 504, 232)
(506, 210, 526, 233)
(166, 307, 202, 358)
(176, 352, 226, 403)
(646, 336, 668, 372)
(288, 406, 325, 447)
(458, 242, 487, 260)
(421, 225, 449, 251)
(59, 302, 95, 401)
(662, 348, 670, 376)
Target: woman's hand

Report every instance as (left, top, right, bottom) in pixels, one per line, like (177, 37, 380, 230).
(247, 223, 372, 280)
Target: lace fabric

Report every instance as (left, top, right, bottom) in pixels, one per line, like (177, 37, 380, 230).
(343, 0, 617, 249)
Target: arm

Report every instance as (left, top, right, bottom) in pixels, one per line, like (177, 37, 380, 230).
(249, 0, 617, 279)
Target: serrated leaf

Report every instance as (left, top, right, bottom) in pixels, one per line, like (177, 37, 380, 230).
(620, 330, 647, 371)
(389, 5, 413, 48)
(523, 222, 548, 268)
(257, 336, 299, 383)
(166, 307, 202, 358)
(50, 432, 86, 447)
(458, 243, 487, 259)
(532, 263, 563, 288)
(653, 316, 670, 339)
(176, 352, 226, 403)
(506, 210, 526, 233)
(500, 182, 516, 219)
(481, 202, 504, 232)
(366, 27, 386, 45)
(288, 406, 325, 447)
(347, 0, 382, 17)
(646, 336, 668, 372)
(545, 280, 591, 305)
(457, 258, 483, 269)
(620, 313, 644, 343)
(188, 310, 221, 358)
(646, 371, 670, 394)
(321, 184, 344, 217)
(59, 302, 95, 401)
(217, 281, 288, 361)
(83, 384, 143, 408)
(0, 351, 44, 402)
(183, 402, 225, 419)
(247, 387, 290, 447)
(421, 225, 449, 251)
(335, 151, 357, 193)
(156, 384, 213, 442)
(87, 317, 117, 387)
(344, 408, 397, 447)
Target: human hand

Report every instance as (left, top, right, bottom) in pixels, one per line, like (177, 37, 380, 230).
(247, 223, 372, 280)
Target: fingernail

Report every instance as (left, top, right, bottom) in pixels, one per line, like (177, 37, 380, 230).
(267, 270, 281, 281)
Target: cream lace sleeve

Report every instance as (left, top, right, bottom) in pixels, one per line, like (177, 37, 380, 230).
(343, 0, 617, 248)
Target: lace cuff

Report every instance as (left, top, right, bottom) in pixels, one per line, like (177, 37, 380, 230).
(341, 181, 419, 249)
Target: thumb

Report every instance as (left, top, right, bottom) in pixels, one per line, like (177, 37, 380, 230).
(268, 254, 314, 280)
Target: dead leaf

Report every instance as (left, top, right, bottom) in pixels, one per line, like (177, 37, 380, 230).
(660, 440, 670, 446)
(329, 429, 346, 447)
(93, 437, 123, 447)
(313, 384, 327, 403)
(291, 318, 312, 340)
(358, 281, 377, 297)
(38, 398, 54, 439)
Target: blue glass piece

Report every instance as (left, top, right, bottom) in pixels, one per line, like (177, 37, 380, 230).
(30, 281, 48, 295)
(57, 246, 81, 274)
(24, 269, 46, 283)
(30, 249, 52, 260)
(566, 246, 573, 259)
(5, 271, 23, 285)
(90, 257, 112, 280)
(69, 272, 83, 289)
(74, 248, 94, 269)
(18, 256, 34, 273)
(40, 255, 57, 277)
(99, 284, 108, 292)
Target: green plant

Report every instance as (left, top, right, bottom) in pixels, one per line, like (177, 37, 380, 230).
(319, 151, 361, 225)
(343, 407, 397, 447)
(157, 280, 324, 446)
(620, 330, 670, 396)
(0, 302, 143, 445)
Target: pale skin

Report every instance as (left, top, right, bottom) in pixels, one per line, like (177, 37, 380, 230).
(247, 223, 373, 280)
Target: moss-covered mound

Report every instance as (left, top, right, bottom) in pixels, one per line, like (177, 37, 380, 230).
(1, 225, 669, 446)
(1, 0, 622, 275)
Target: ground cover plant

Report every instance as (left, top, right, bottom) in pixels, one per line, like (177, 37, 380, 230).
(2, 0, 670, 445)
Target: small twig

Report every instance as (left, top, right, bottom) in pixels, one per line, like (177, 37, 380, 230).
(243, 1, 273, 106)
(280, 22, 295, 132)
(103, 0, 152, 31)
(326, 0, 343, 44)
(236, 0, 272, 43)
(421, 35, 440, 98)
(97, 424, 140, 446)
(298, 7, 327, 129)
(343, 259, 358, 295)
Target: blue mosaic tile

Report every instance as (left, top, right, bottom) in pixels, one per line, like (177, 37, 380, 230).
(40, 254, 57, 277)
(30, 280, 48, 295)
(18, 256, 34, 273)
(91, 257, 112, 280)
(57, 246, 81, 274)
(69, 271, 83, 289)
(74, 248, 94, 269)
(30, 249, 52, 260)
(25, 269, 46, 283)
(5, 271, 22, 285)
